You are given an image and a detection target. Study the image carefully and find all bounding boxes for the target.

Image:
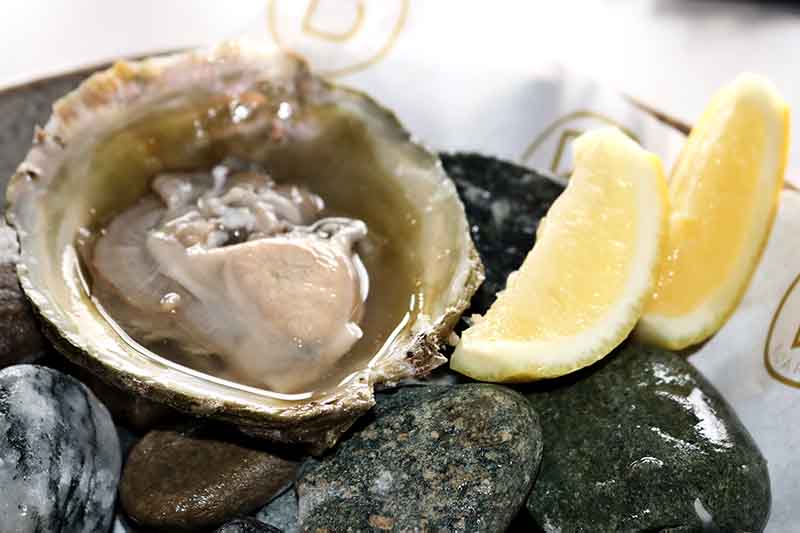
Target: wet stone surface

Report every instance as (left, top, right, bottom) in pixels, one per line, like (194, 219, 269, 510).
(120, 425, 298, 532)
(0, 364, 121, 532)
(441, 153, 564, 315)
(297, 384, 542, 532)
(524, 342, 771, 532)
(0, 222, 45, 368)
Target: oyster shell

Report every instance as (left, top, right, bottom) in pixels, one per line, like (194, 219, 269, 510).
(6, 41, 483, 450)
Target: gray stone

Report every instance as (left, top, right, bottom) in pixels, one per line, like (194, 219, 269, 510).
(0, 364, 121, 532)
(120, 425, 298, 532)
(441, 153, 563, 317)
(297, 384, 542, 532)
(0, 222, 45, 367)
(257, 486, 299, 533)
(525, 342, 771, 532)
(215, 517, 283, 533)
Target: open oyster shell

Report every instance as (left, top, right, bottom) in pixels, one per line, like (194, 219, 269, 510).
(6, 41, 483, 451)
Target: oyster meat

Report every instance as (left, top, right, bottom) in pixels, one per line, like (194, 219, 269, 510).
(89, 163, 369, 393)
(6, 41, 483, 449)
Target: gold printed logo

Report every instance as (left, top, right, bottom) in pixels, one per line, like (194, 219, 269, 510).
(521, 111, 639, 177)
(765, 272, 800, 387)
(302, 0, 365, 42)
(267, 0, 409, 77)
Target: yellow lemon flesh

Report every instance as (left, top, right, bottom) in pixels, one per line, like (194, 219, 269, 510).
(636, 74, 790, 350)
(451, 128, 668, 382)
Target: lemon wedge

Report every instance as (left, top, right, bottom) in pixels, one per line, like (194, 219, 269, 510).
(451, 128, 668, 382)
(636, 74, 790, 350)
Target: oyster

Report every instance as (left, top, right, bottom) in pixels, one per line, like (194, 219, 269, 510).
(6, 41, 483, 450)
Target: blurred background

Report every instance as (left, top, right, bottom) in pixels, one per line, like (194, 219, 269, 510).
(3, 0, 800, 127)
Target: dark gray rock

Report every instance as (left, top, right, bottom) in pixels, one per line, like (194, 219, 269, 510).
(297, 384, 542, 532)
(257, 487, 299, 533)
(524, 342, 771, 532)
(0, 222, 46, 367)
(441, 153, 563, 316)
(215, 517, 283, 533)
(0, 364, 121, 532)
(120, 425, 298, 532)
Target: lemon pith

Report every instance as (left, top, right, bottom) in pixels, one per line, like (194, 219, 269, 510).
(451, 128, 668, 382)
(636, 73, 790, 350)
